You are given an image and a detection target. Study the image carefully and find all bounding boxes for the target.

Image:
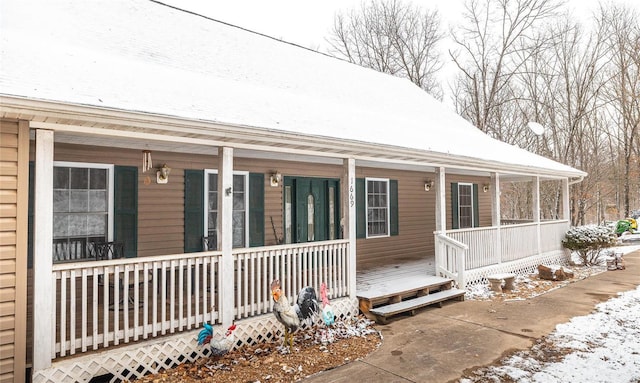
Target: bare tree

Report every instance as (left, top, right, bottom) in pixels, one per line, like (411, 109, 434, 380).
(327, 0, 444, 98)
(599, 4, 640, 218)
(450, 0, 562, 138)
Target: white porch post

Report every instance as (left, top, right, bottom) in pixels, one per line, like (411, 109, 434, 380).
(562, 178, 570, 223)
(343, 158, 356, 299)
(33, 129, 54, 371)
(218, 147, 234, 328)
(434, 167, 446, 275)
(490, 172, 502, 263)
(434, 167, 446, 232)
(532, 176, 541, 255)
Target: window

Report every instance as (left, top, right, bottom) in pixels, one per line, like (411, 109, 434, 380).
(366, 178, 389, 237)
(205, 170, 248, 248)
(452, 182, 478, 230)
(53, 162, 114, 261)
(458, 183, 474, 228)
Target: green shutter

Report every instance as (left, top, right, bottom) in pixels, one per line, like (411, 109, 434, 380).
(451, 182, 459, 230)
(249, 173, 265, 247)
(27, 161, 34, 268)
(356, 178, 366, 238)
(390, 179, 399, 236)
(114, 166, 138, 258)
(184, 169, 204, 253)
(472, 183, 479, 228)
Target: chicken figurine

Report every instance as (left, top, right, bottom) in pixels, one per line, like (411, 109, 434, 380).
(320, 282, 335, 326)
(270, 279, 319, 351)
(197, 322, 237, 357)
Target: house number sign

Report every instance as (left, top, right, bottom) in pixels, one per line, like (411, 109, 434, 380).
(349, 177, 355, 208)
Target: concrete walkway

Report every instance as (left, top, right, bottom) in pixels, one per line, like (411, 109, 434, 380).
(304, 249, 640, 383)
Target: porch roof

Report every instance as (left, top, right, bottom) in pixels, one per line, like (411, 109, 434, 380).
(0, 0, 586, 179)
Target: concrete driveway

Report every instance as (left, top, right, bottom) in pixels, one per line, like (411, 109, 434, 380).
(303, 249, 640, 383)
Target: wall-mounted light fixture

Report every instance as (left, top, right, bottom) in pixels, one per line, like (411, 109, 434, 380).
(225, 187, 233, 196)
(270, 171, 282, 187)
(424, 179, 434, 192)
(483, 183, 490, 193)
(156, 164, 171, 184)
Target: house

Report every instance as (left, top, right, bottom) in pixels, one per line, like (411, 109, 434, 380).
(0, 1, 586, 382)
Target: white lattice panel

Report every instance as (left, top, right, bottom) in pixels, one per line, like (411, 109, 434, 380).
(464, 250, 570, 288)
(33, 297, 358, 383)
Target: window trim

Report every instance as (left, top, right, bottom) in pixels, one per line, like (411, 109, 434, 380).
(53, 161, 115, 241)
(457, 182, 475, 229)
(365, 177, 390, 239)
(204, 169, 249, 248)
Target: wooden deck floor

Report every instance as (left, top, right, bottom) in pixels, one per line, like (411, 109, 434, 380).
(356, 256, 437, 296)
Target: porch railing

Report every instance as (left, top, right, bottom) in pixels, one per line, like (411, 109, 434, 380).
(233, 240, 349, 320)
(51, 240, 350, 359)
(444, 220, 569, 271)
(434, 233, 467, 288)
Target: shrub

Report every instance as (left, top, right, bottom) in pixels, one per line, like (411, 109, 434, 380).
(562, 225, 617, 266)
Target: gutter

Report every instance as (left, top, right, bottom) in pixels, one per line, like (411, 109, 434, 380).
(568, 176, 585, 185)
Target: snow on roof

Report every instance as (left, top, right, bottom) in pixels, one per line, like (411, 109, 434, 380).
(0, 0, 585, 177)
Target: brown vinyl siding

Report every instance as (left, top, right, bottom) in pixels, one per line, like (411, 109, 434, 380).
(445, 174, 492, 230)
(355, 168, 436, 271)
(48, 143, 343, 255)
(0, 120, 28, 383)
(47, 142, 491, 273)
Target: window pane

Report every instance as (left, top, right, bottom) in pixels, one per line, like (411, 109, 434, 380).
(69, 190, 88, 212)
(89, 190, 106, 212)
(233, 175, 244, 191)
(53, 190, 69, 212)
(87, 214, 106, 236)
(90, 168, 106, 189)
(209, 174, 218, 189)
(68, 214, 88, 236)
(54, 167, 69, 189)
(208, 212, 217, 232)
(208, 191, 218, 210)
(232, 211, 245, 247)
(233, 191, 245, 210)
(53, 214, 69, 237)
(70, 168, 88, 189)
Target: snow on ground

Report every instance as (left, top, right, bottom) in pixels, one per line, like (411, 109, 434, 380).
(460, 244, 640, 383)
(465, 245, 640, 301)
(460, 283, 640, 383)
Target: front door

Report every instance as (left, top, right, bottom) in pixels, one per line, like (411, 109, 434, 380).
(283, 177, 339, 243)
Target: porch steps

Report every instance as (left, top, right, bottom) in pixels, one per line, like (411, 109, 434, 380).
(357, 276, 465, 324)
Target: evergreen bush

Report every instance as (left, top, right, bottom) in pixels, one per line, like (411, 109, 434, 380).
(562, 225, 617, 266)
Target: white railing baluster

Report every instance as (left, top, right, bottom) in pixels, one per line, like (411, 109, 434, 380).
(81, 269, 88, 352)
(51, 242, 347, 359)
(59, 271, 67, 357)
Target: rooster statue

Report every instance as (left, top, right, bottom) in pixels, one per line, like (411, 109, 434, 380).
(197, 322, 237, 357)
(320, 282, 335, 326)
(270, 279, 319, 351)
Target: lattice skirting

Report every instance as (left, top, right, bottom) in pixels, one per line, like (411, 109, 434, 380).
(464, 250, 571, 288)
(32, 297, 359, 383)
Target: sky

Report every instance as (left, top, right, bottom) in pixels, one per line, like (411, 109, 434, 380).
(159, 0, 636, 98)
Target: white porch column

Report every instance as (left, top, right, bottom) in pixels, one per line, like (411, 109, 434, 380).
(218, 147, 234, 328)
(434, 167, 446, 275)
(490, 172, 502, 263)
(33, 129, 54, 371)
(562, 178, 570, 223)
(434, 167, 446, 232)
(342, 158, 357, 299)
(532, 176, 541, 255)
